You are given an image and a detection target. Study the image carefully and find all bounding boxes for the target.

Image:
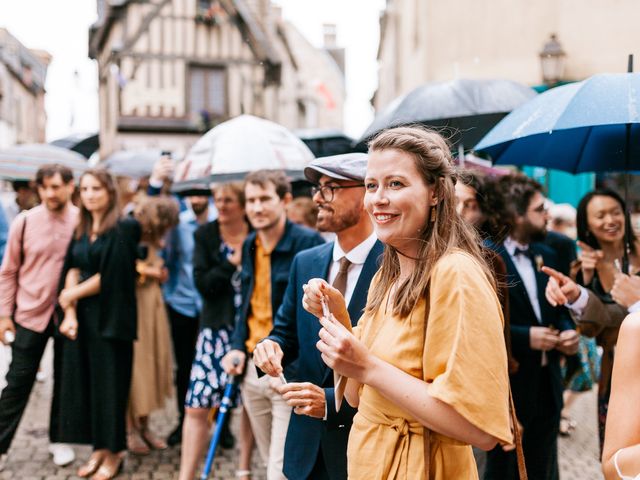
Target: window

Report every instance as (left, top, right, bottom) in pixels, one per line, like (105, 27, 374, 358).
(196, 0, 226, 25)
(189, 66, 226, 130)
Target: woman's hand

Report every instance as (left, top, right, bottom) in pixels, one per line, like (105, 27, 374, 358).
(58, 288, 76, 310)
(316, 314, 375, 384)
(59, 316, 78, 340)
(577, 241, 604, 286)
(302, 278, 349, 326)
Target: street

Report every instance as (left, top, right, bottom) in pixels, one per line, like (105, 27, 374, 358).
(0, 343, 603, 480)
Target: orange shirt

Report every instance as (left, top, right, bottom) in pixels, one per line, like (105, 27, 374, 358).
(245, 237, 273, 353)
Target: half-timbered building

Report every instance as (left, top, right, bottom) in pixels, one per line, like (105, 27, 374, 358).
(90, 0, 345, 158)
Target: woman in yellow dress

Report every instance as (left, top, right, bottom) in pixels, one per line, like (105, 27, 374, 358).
(303, 126, 514, 479)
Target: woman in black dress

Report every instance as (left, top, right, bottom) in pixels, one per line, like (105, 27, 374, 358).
(56, 169, 140, 479)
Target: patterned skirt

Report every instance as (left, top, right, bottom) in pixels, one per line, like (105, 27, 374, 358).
(185, 326, 235, 409)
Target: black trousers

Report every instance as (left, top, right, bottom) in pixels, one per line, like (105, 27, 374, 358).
(167, 305, 198, 422)
(484, 368, 560, 480)
(0, 321, 60, 454)
(56, 299, 133, 453)
(307, 448, 331, 480)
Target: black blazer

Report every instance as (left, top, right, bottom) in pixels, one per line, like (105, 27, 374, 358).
(192, 220, 239, 330)
(266, 240, 384, 480)
(492, 241, 575, 425)
(544, 231, 577, 276)
(58, 217, 141, 342)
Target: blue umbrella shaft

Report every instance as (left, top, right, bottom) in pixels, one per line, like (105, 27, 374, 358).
(200, 377, 237, 480)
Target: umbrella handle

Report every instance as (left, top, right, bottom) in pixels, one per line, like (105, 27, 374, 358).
(200, 376, 238, 480)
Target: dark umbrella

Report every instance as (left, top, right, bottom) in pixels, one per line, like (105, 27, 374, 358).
(358, 78, 537, 148)
(50, 132, 99, 159)
(475, 69, 640, 272)
(295, 128, 366, 157)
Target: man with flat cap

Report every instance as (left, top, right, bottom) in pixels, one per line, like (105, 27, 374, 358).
(253, 153, 383, 480)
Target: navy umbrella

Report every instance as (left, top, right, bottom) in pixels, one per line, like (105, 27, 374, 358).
(475, 70, 640, 272)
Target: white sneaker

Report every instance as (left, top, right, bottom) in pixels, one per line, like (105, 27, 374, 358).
(48, 443, 75, 467)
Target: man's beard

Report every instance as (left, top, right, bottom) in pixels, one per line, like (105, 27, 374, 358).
(316, 206, 361, 233)
(191, 204, 208, 215)
(529, 225, 547, 243)
(46, 200, 66, 212)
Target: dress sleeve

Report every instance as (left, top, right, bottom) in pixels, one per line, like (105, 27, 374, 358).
(424, 251, 513, 444)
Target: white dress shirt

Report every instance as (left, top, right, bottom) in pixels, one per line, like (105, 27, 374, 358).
(505, 237, 547, 366)
(504, 237, 542, 323)
(327, 232, 378, 307)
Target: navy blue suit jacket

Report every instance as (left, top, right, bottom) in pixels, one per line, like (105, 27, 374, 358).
(266, 240, 384, 480)
(492, 242, 575, 426)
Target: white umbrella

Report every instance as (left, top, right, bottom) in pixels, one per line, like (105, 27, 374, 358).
(174, 115, 315, 188)
(0, 144, 88, 180)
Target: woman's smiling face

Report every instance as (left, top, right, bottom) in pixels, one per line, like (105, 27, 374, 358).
(364, 148, 437, 257)
(586, 194, 626, 245)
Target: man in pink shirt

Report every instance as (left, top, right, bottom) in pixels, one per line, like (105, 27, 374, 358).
(0, 164, 78, 470)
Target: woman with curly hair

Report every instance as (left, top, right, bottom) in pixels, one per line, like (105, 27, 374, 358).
(127, 196, 180, 454)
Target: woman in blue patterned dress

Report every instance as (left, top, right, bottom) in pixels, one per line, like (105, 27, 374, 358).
(178, 182, 252, 480)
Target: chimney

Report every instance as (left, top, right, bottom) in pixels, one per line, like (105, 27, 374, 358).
(322, 24, 345, 76)
(323, 23, 337, 49)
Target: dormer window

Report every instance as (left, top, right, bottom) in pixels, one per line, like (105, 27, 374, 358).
(196, 0, 226, 26)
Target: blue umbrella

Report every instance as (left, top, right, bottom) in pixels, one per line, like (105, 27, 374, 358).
(200, 361, 240, 480)
(475, 70, 640, 272)
(475, 72, 640, 173)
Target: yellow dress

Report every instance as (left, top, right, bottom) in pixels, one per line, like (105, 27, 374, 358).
(347, 250, 513, 480)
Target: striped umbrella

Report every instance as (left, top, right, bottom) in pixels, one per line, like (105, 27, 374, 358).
(0, 143, 88, 181)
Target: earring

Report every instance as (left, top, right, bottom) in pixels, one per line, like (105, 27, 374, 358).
(430, 206, 436, 223)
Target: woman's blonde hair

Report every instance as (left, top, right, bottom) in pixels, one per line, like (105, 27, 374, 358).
(366, 126, 494, 317)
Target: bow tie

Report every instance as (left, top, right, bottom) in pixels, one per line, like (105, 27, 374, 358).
(513, 247, 532, 258)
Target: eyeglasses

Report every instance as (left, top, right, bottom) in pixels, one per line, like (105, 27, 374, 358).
(531, 201, 550, 214)
(310, 184, 364, 202)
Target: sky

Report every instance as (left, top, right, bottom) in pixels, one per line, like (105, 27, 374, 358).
(0, 0, 385, 142)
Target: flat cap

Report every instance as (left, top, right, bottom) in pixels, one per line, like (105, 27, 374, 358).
(304, 152, 368, 184)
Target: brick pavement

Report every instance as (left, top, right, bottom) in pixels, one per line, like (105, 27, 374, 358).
(0, 342, 604, 479)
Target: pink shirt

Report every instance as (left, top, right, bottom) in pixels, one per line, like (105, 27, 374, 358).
(0, 204, 79, 332)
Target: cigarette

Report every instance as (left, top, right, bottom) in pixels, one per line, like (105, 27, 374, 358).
(614, 259, 622, 272)
(279, 373, 287, 384)
(321, 297, 330, 318)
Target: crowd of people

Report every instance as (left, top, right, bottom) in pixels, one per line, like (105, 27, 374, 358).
(0, 125, 638, 480)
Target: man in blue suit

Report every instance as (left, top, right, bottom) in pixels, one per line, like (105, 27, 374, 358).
(484, 175, 579, 480)
(253, 153, 382, 480)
